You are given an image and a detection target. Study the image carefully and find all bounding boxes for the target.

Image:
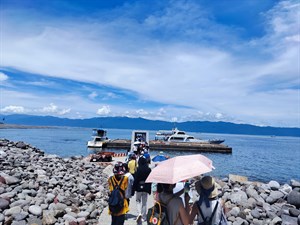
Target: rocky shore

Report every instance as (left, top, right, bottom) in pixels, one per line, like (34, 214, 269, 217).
(0, 139, 300, 225)
(0, 139, 110, 225)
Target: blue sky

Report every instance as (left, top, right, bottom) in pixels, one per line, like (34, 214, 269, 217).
(0, 0, 299, 127)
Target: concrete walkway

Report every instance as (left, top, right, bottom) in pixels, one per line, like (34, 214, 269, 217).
(98, 156, 154, 225)
(98, 193, 154, 225)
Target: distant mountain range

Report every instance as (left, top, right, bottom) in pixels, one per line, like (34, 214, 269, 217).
(1, 114, 300, 137)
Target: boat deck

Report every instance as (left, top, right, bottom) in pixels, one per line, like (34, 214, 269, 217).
(107, 139, 232, 153)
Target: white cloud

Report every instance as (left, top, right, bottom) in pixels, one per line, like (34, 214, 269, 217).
(136, 109, 149, 116)
(1, 105, 25, 113)
(0, 1, 299, 127)
(40, 103, 58, 113)
(0, 72, 8, 81)
(215, 113, 224, 120)
(38, 103, 71, 116)
(97, 105, 111, 115)
(88, 91, 98, 99)
(58, 108, 71, 115)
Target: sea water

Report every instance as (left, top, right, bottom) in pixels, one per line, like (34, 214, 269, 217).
(1, 127, 299, 184)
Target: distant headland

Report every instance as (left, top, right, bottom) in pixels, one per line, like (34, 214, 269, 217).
(1, 114, 300, 137)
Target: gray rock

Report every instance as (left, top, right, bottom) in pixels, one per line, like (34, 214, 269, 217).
(0, 213, 4, 222)
(229, 207, 240, 217)
(291, 179, 300, 188)
(280, 184, 293, 194)
(49, 202, 67, 211)
(16, 141, 27, 149)
(0, 197, 9, 209)
(287, 190, 300, 208)
(46, 193, 56, 203)
(4, 206, 22, 216)
(12, 220, 27, 225)
(268, 181, 280, 190)
(10, 199, 31, 208)
(271, 216, 282, 225)
(42, 211, 57, 225)
(90, 209, 98, 219)
(27, 217, 42, 225)
(251, 209, 261, 218)
(77, 211, 90, 218)
(13, 212, 29, 221)
(229, 191, 248, 205)
(29, 205, 43, 216)
(281, 214, 298, 225)
(78, 183, 88, 191)
(267, 211, 278, 220)
(63, 214, 76, 221)
(267, 191, 285, 204)
(0, 150, 7, 158)
(1, 188, 17, 197)
(246, 187, 265, 203)
(289, 208, 300, 217)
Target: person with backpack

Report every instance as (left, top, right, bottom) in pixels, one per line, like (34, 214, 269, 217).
(189, 176, 227, 225)
(155, 183, 190, 225)
(128, 153, 137, 175)
(133, 156, 152, 224)
(123, 162, 134, 206)
(108, 162, 129, 225)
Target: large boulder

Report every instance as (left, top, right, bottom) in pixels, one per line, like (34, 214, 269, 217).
(0, 198, 9, 210)
(287, 190, 300, 208)
(291, 180, 300, 189)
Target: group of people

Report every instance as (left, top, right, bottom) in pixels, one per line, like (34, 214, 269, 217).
(108, 153, 152, 225)
(108, 156, 226, 225)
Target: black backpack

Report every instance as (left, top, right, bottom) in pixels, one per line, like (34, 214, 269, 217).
(108, 176, 125, 214)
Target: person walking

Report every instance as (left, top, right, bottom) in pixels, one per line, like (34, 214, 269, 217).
(108, 162, 129, 225)
(124, 163, 135, 206)
(158, 183, 190, 225)
(133, 156, 152, 224)
(189, 176, 227, 225)
(128, 153, 138, 175)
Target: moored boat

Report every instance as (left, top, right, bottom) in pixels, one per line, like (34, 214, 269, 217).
(155, 128, 225, 144)
(87, 129, 109, 148)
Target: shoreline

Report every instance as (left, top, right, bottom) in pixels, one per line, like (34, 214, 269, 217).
(0, 124, 56, 129)
(1, 139, 300, 224)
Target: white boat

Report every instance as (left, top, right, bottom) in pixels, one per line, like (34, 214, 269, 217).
(166, 128, 208, 143)
(155, 128, 224, 144)
(87, 129, 109, 148)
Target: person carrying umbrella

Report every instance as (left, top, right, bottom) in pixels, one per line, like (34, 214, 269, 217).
(157, 183, 191, 225)
(189, 176, 227, 225)
(145, 154, 216, 225)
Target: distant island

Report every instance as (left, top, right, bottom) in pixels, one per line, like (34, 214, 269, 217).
(1, 114, 300, 137)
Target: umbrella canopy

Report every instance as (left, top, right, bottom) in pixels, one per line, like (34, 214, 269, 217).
(145, 154, 214, 184)
(152, 154, 168, 162)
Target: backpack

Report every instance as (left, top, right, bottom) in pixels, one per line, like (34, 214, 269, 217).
(147, 196, 178, 225)
(108, 176, 125, 214)
(197, 200, 219, 225)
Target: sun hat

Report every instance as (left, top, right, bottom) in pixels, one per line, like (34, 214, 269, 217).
(195, 176, 219, 199)
(113, 161, 125, 175)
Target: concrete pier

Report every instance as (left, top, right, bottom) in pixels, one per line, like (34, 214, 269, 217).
(107, 139, 232, 153)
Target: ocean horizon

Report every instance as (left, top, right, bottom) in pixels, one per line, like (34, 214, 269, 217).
(1, 127, 299, 184)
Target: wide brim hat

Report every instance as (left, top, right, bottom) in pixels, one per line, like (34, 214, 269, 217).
(195, 176, 219, 199)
